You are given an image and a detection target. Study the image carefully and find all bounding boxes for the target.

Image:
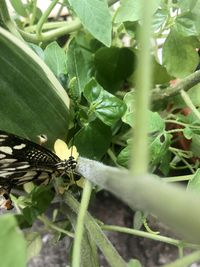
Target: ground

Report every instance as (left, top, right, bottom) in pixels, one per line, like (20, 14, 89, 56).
(28, 190, 198, 267)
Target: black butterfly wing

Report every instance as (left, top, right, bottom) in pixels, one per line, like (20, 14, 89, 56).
(0, 130, 60, 187)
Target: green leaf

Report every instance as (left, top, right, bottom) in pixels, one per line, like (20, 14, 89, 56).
(163, 28, 199, 78)
(0, 27, 70, 147)
(44, 41, 67, 77)
(68, 0, 112, 46)
(10, 0, 28, 17)
(115, 0, 160, 23)
(148, 111, 165, 133)
(187, 169, 200, 192)
(172, 84, 200, 109)
(159, 150, 172, 176)
(84, 79, 126, 126)
(0, 215, 26, 267)
(117, 142, 130, 168)
(22, 186, 54, 224)
(74, 119, 112, 159)
(133, 211, 144, 230)
(149, 132, 171, 165)
(29, 43, 44, 59)
(123, 103, 165, 133)
(190, 133, 200, 157)
(67, 37, 94, 100)
(152, 8, 168, 32)
(26, 232, 42, 261)
(127, 259, 142, 267)
(94, 47, 135, 93)
(183, 127, 193, 139)
(175, 12, 198, 37)
(152, 57, 173, 85)
(179, 0, 199, 12)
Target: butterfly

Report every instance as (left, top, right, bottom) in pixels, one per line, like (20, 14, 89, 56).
(0, 130, 78, 210)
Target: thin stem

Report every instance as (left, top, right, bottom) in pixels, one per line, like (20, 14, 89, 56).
(25, 21, 70, 32)
(19, 18, 82, 43)
(165, 119, 200, 129)
(181, 90, 200, 121)
(72, 180, 92, 267)
(130, 0, 154, 175)
(36, 0, 59, 36)
(38, 215, 74, 238)
(102, 225, 200, 249)
(107, 149, 120, 167)
(163, 175, 193, 183)
(169, 149, 195, 173)
(166, 129, 184, 134)
(29, 0, 38, 26)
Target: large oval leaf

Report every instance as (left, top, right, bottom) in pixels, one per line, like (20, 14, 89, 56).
(0, 27, 70, 147)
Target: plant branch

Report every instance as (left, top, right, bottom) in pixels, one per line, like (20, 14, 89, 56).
(163, 174, 193, 183)
(102, 225, 200, 249)
(77, 157, 200, 245)
(36, 0, 59, 37)
(19, 18, 82, 43)
(152, 70, 200, 102)
(38, 215, 74, 238)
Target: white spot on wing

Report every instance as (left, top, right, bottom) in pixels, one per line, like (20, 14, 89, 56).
(15, 164, 30, 169)
(13, 144, 26, 150)
(0, 158, 17, 164)
(0, 146, 12, 155)
(0, 154, 6, 159)
(16, 171, 37, 182)
(0, 135, 8, 138)
(4, 159, 17, 163)
(0, 172, 15, 176)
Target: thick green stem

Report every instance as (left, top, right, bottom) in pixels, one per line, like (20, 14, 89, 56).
(130, 0, 153, 175)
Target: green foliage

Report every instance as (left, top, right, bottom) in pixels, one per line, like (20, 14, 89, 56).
(44, 41, 67, 78)
(0, 215, 26, 267)
(115, 0, 161, 23)
(68, 0, 112, 46)
(0, 28, 70, 147)
(163, 29, 199, 77)
(94, 47, 135, 92)
(1, 0, 200, 266)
